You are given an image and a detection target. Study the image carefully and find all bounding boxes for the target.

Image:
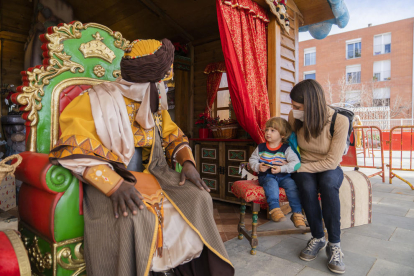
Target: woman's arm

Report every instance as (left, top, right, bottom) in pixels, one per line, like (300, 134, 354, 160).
(298, 115, 349, 173)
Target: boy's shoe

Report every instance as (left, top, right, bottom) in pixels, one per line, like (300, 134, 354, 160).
(326, 244, 345, 274)
(269, 208, 286, 222)
(290, 213, 306, 229)
(299, 237, 326, 261)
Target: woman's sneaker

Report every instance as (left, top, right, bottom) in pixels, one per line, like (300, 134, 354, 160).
(326, 244, 345, 274)
(299, 237, 326, 261)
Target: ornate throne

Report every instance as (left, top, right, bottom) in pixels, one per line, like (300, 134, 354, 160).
(12, 21, 130, 276)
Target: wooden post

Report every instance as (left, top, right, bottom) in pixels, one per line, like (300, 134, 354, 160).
(238, 200, 246, 240)
(250, 202, 260, 255)
(267, 14, 281, 117)
(189, 43, 195, 138)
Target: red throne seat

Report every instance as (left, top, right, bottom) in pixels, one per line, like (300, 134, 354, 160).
(231, 180, 288, 207)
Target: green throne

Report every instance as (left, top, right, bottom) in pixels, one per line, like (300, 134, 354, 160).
(12, 21, 130, 276)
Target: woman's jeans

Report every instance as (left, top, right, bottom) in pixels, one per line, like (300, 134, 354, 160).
(292, 166, 344, 243)
(258, 174, 302, 213)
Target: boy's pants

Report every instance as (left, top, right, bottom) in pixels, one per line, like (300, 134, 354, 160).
(258, 173, 302, 213)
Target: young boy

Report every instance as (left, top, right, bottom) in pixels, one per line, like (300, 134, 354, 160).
(249, 117, 305, 228)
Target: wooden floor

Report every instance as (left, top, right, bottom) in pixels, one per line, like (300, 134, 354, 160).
(213, 200, 269, 242)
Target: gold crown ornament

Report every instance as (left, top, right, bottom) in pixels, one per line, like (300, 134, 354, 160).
(79, 32, 116, 63)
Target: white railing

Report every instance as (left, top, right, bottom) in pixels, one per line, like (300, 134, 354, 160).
(360, 119, 414, 130)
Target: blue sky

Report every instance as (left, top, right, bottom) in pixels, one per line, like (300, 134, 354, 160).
(299, 0, 414, 41)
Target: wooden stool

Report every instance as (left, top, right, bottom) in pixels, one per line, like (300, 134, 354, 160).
(232, 180, 310, 255)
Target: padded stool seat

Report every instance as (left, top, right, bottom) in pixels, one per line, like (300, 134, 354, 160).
(231, 179, 310, 255)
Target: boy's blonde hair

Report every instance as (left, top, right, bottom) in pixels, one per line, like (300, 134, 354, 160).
(265, 117, 292, 144)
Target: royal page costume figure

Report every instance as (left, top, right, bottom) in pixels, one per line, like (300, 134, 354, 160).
(49, 39, 234, 276)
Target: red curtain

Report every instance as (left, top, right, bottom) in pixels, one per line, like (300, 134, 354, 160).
(217, 0, 270, 144)
(204, 62, 226, 114)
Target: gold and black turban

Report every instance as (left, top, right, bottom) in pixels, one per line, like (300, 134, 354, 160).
(120, 38, 175, 112)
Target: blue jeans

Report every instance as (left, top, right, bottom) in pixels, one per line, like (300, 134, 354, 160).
(258, 174, 303, 213)
(291, 166, 344, 243)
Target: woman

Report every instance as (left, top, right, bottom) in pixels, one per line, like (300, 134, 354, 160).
(289, 79, 349, 274)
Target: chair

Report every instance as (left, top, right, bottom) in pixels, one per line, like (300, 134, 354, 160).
(232, 179, 310, 255)
(12, 21, 129, 276)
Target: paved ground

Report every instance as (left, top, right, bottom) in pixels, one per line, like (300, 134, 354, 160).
(224, 167, 414, 276)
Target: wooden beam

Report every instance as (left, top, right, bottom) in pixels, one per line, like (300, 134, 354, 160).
(189, 43, 195, 138)
(192, 34, 221, 47)
(0, 31, 27, 43)
(293, 0, 334, 26)
(294, 12, 299, 84)
(267, 14, 281, 117)
(139, 0, 194, 42)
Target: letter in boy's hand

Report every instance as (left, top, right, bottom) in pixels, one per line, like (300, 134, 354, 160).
(259, 163, 270, 172)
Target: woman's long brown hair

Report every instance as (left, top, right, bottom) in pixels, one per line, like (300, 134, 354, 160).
(290, 79, 328, 142)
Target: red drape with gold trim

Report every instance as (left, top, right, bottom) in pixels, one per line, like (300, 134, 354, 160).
(217, 0, 270, 144)
(204, 62, 226, 114)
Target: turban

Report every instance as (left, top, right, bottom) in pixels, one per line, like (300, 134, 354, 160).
(121, 39, 175, 113)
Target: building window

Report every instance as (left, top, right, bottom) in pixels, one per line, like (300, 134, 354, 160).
(373, 87, 390, 106)
(211, 73, 231, 119)
(374, 33, 391, 55)
(304, 71, 316, 80)
(304, 47, 316, 66)
(346, 64, 361, 84)
(346, 39, 361, 59)
(345, 90, 361, 107)
(373, 60, 391, 81)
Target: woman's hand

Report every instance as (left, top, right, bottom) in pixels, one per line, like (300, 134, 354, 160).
(110, 180, 145, 218)
(271, 166, 281, 174)
(272, 158, 287, 166)
(259, 163, 269, 172)
(179, 161, 211, 192)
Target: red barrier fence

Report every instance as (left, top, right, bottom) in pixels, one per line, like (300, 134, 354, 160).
(341, 126, 385, 182)
(389, 126, 414, 190)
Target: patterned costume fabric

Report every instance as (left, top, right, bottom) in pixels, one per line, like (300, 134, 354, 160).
(232, 179, 288, 206)
(50, 92, 194, 169)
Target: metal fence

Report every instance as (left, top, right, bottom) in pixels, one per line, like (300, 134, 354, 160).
(361, 119, 414, 131)
(389, 126, 414, 190)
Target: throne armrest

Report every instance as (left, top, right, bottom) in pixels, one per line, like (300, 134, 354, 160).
(14, 152, 84, 242)
(14, 152, 56, 194)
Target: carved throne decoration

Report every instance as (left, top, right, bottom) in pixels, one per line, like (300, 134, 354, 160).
(12, 21, 129, 276)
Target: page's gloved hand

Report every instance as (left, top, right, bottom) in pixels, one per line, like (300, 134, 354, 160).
(179, 161, 210, 192)
(110, 180, 145, 218)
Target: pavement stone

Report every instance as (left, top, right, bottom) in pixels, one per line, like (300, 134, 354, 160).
(341, 232, 414, 268)
(391, 188, 414, 196)
(341, 222, 396, 240)
(373, 211, 414, 231)
(389, 228, 414, 245)
(377, 197, 414, 209)
(405, 209, 414, 218)
(367, 259, 414, 276)
(372, 196, 383, 204)
(295, 267, 331, 276)
(225, 241, 304, 276)
(373, 191, 414, 202)
(372, 203, 410, 217)
(371, 183, 395, 193)
(264, 236, 376, 276)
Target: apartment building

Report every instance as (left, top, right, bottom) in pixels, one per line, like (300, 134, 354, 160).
(298, 18, 414, 119)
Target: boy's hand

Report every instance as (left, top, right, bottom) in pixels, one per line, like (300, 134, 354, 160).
(259, 163, 269, 172)
(271, 166, 281, 174)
